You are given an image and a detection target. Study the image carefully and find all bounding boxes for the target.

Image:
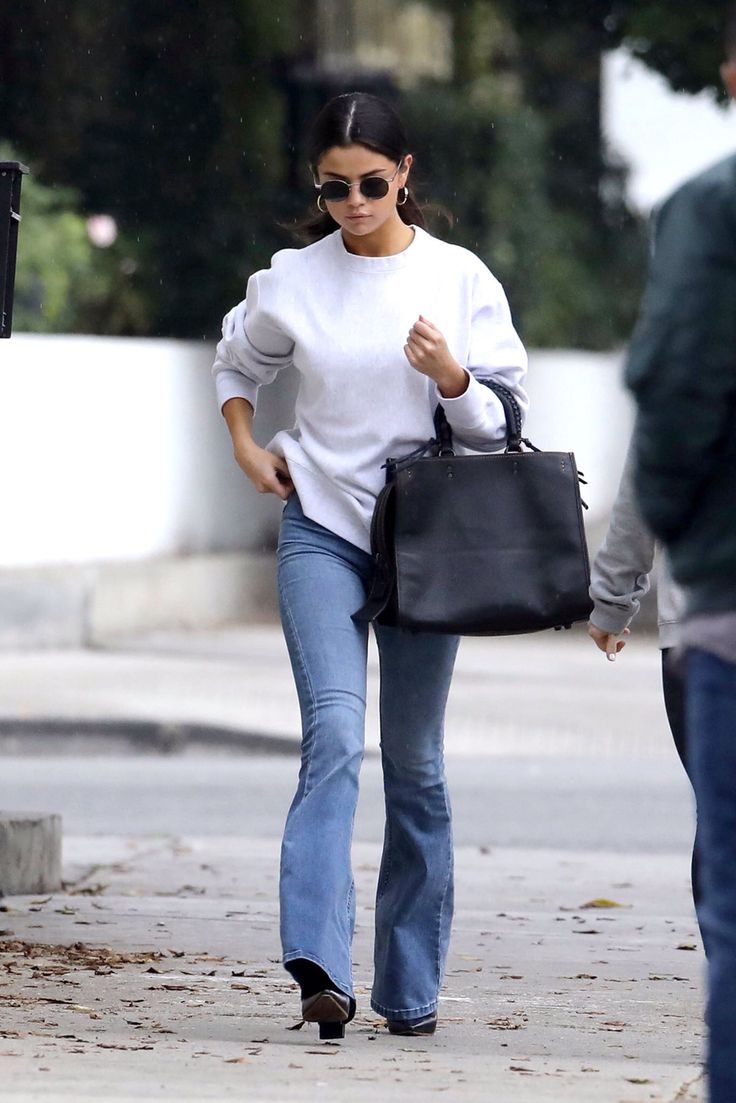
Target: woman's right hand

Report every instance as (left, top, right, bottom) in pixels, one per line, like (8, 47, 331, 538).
(234, 441, 294, 501)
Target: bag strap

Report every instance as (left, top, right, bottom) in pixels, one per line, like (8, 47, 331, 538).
(351, 483, 396, 623)
(434, 377, 524, 454)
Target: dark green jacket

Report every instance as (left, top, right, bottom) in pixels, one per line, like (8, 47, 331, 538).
(625, 152, 736, 615)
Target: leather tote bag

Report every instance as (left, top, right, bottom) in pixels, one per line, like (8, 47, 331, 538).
(353, 380, 594, 636)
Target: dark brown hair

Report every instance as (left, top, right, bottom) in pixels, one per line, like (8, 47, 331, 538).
(727, 3, 736, 59)
(296, 92, 426, 243)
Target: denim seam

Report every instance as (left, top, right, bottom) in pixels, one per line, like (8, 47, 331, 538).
(347, 881, 355, 929)
(435, 772, 453, 989)
(278, 582, 318, 796)
(375, 648, 394, 899)
(375, 809, 393, 899)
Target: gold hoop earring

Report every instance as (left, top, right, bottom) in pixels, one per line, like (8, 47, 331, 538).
(397, 186, 409, 206)
(317, 195, 327, 213)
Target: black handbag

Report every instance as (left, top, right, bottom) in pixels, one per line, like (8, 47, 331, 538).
(353, 379, 594, 635)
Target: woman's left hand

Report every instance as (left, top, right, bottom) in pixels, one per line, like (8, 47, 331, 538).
(404, 316, 468, 399)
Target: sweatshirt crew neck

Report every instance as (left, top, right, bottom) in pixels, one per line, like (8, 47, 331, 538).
(213, 227, 528, 553)
(332, 225, 424, 272)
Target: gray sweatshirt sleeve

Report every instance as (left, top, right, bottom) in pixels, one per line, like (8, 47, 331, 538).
(589, 440, 656, 636)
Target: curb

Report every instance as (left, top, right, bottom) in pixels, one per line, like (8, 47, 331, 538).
(0, 718, 300, 756)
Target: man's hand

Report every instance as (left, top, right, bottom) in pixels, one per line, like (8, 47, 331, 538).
(588, 622, 631, 662)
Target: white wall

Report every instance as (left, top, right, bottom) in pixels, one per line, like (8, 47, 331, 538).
(523, 348, 633, 532)
(603, 47, 736, 214)
(0, 335, 630, 569)
(0, 334, 296, 567)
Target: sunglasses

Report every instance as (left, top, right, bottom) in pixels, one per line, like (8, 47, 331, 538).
(314, 161, 404, 203)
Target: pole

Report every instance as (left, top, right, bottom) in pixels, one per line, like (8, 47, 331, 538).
(0, 161, 29, 339)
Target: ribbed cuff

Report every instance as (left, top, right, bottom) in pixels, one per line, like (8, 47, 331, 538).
(589, 600, 634, 636)
(434, 371, 503, 433)
(214, 368, 259, 413)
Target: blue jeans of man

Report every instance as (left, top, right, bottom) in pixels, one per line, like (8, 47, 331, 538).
(277, 494, 459, 1019)
(688, 648, 736, 1103)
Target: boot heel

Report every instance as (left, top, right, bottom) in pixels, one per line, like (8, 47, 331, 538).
(319, 1021, 346, 1040)
(301, 989, 355, 1040)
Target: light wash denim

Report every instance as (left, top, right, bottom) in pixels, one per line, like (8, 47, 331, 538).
(688, 648, 736, 1103)
(277, 493, 459, 1019)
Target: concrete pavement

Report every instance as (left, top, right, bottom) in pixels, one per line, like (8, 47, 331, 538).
(1, 833, 703, 1102)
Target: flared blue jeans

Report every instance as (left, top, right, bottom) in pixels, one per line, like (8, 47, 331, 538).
(688, 647, 736, 1102)
(277, 494, 459, 1019)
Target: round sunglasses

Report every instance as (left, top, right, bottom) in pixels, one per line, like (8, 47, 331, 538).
(314, 161, 404, 203)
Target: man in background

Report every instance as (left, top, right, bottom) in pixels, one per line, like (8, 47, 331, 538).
(625, 10, 736, 1100)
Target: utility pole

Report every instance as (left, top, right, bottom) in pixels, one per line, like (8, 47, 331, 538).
(0, 161, 28, 339)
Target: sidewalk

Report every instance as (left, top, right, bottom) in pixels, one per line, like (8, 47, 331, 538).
(1, 834, 703, 1102)
(0, 625, 705, 1100)
(0, 624, 675, 758)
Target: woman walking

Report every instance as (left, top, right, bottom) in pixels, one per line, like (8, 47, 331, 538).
(212, 92, 528, 1039)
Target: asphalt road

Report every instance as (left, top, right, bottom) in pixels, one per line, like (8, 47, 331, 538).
(1, 747, 694, 853)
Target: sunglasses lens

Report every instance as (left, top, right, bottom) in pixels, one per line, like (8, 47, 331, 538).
(320, 181, 350, 202)
(360, 177, 390, 199)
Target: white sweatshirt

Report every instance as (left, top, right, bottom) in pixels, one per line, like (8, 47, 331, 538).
(213, 225, 528, 552)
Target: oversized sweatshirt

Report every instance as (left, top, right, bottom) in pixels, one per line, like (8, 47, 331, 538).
(212, 226, 528, 552)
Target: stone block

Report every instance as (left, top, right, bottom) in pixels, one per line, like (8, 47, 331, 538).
(0, 811, 62, 895)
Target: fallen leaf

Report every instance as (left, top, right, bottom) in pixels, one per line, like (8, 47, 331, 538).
(487, 1015, 527, 1031)
(96, 1043, 154, 1051)
(581, 898, 627, 909)
(147, 984, 195, 992)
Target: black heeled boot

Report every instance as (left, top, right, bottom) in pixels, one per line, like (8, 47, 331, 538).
(287, 959, 356, 1040)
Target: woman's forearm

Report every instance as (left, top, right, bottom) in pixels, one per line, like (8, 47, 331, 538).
(222, 397, 257, 453)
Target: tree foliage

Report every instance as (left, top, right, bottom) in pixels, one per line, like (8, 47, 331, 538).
(1, 0, 299, 337)
(0, 0, 732, 344)
(1, 145, 150, 334)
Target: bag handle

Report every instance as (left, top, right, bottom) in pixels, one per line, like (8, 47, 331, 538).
(433, 377, 523, 454)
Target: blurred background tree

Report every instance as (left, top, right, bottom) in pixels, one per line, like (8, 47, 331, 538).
(1, 144, 151, 334)
(0, 0, 731, 345)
